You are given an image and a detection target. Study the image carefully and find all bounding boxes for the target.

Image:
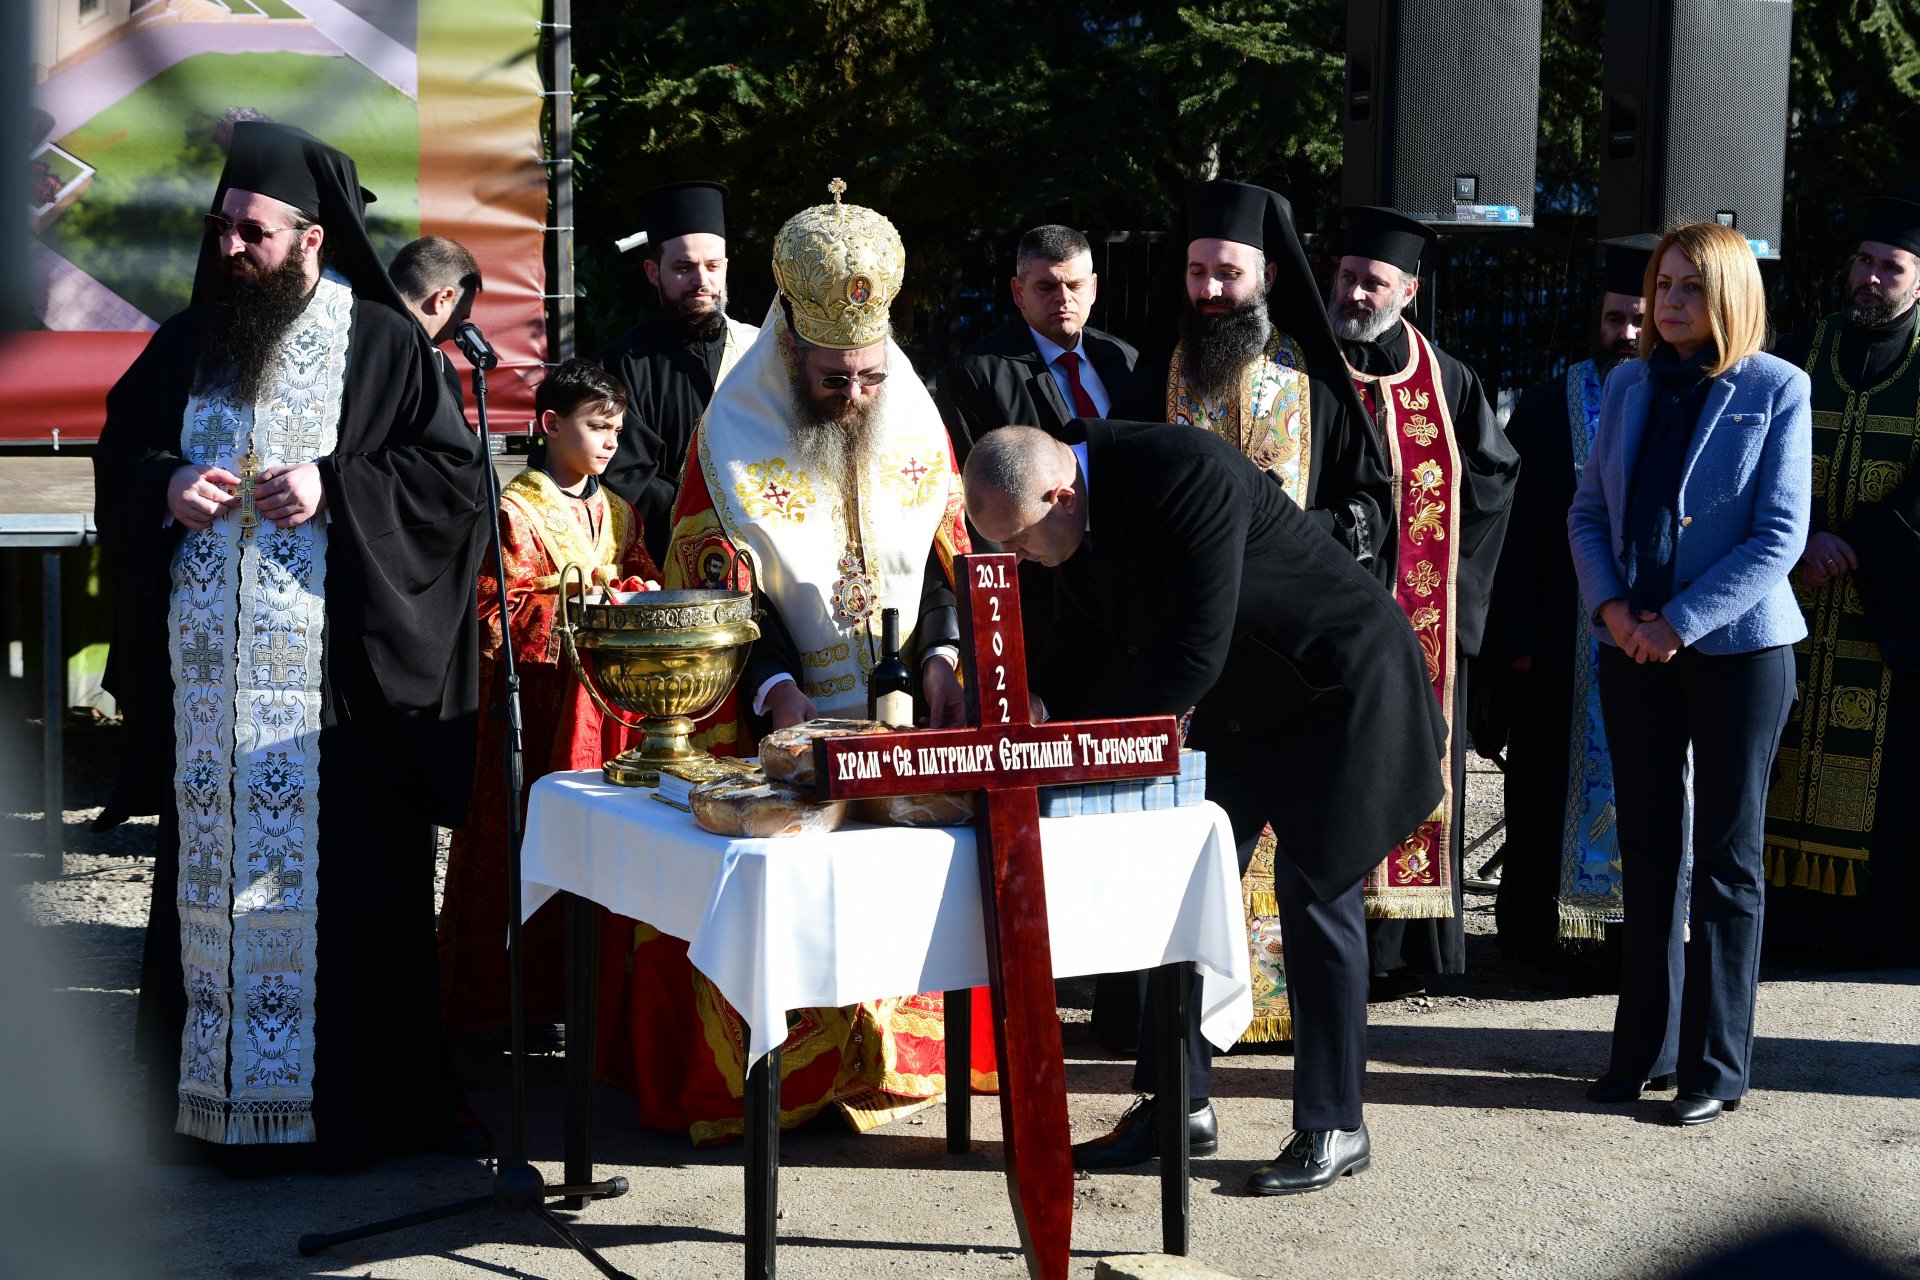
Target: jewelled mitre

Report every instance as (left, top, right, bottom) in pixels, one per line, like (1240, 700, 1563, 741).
(771, 177, 904, 350)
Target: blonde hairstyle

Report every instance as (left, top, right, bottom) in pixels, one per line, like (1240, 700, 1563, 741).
(1639, 222, 1768, 376)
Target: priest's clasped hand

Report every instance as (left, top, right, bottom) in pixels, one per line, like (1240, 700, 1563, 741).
(253, 462, 328, 529)
(166, 463, 241, 531)
(1794, 530, 1858, 589)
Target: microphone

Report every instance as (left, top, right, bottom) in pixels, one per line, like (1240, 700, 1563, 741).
(454, 321, 498, 371)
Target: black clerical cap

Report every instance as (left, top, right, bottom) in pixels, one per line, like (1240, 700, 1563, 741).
(1860, 185, 1920, 257)
(1340, 206, 1435, 274)
(198, 122, 407, 317)
(1185, 180, 1273, 250)
(643, 180, 728, 247)
(1599, 233, 1661, 297)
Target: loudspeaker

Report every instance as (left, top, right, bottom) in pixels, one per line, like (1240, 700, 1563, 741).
(1599, 0, 1792, 258)
(1342, 0, 1541, 229)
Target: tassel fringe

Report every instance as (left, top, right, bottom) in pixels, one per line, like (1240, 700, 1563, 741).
(1364, 887, 1457, 920)
(1556, 903, 1621, 943)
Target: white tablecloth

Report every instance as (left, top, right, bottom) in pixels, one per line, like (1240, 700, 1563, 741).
(523, 771, 1254, 1065)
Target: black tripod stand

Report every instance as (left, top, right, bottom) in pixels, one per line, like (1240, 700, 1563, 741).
(297, 325, 633, 1278)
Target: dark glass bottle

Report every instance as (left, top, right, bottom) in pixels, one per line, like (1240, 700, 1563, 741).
(871, 607, 914, 727)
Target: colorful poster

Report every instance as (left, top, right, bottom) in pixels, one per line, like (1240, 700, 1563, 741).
(3, 0, 547, 441)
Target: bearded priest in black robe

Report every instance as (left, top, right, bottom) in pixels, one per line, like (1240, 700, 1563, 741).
(1763, 188, 1920, 965)
(1331, 206, 1520, 991)
(600, 180, 760, 564)
(1488, 234, 1655, 967)
(94, 123, 489, 1172)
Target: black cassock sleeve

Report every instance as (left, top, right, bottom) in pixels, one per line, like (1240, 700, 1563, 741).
(599, 342, 685, 565)
(1439, 354, 1522, 659)
(94, 314, 201, 823)
(1847, 463, 1920, 673)
(317, 306, 490, 829)
(1484, 377, 1561, 664)
(934, 359, 989, 467)
(1115, 353, 1390, 576)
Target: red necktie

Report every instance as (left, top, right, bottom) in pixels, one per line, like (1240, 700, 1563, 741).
(1055, 350, 1100, 419)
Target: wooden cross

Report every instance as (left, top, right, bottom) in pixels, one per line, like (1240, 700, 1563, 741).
(812, 552, 1180, 1280)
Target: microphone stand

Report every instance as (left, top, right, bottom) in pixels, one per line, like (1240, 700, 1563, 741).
(298, 339, 633, 1278)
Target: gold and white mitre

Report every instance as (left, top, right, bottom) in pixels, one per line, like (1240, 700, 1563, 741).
(691, 181, 961, 715)
(771, 177, 904, 350)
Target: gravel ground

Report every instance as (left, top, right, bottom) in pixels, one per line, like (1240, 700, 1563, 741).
(5, 718, 1918, 1280)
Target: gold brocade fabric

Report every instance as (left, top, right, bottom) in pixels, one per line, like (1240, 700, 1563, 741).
(1765, 316, 1920, 896)
(1164, 330, 1312, 508)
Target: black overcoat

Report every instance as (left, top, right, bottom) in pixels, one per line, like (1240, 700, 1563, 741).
(936, 316, 1137, 461)
(1033, 420, 1446, 899)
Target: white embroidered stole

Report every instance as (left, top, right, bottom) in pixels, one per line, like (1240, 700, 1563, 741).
(168, 273, 351, 1144)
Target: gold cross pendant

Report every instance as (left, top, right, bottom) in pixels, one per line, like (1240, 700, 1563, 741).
(235, 452, 261, 534)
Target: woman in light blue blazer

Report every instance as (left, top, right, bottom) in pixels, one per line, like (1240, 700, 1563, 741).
(1567, 222, 1811, 1126)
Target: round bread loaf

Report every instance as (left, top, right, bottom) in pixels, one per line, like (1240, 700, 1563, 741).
(757, 717, 892, 786)
(855, 793, 976, 828)
(690, 772, 848, 838)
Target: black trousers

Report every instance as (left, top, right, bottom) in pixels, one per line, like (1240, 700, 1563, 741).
(1133, 763, 1369, 1132)
(1596, 643, 1795, 1100)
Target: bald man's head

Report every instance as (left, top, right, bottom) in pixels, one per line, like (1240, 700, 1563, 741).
(962, 427, 1086, 566)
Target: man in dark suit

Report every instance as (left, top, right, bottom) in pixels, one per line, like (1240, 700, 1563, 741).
(389, 235, 482, 412)
(937, 224, 1137, 462)
(964, 422, 1445, 1195)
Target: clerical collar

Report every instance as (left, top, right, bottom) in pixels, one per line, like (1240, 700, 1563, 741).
(532, 458, 600, 501)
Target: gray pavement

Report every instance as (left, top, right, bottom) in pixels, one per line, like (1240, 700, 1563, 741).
(5, 732, 1917, 1280)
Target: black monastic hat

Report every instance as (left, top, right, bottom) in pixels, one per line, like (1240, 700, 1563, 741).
(197, 121, 406, 316)
(1599, 233, 1661, 297)
(1339, 206, 1435, 275)
(642, 180, 729, 247)
(1860, 185, 1920, 258)
(1144, 179, 1370, 432)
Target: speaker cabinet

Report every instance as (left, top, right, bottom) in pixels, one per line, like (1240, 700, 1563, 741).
(1599, 0, 1793, 258)
(1343, 0, 1542, 229)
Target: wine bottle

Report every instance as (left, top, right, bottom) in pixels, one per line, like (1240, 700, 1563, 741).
(871, 607, 914, 727)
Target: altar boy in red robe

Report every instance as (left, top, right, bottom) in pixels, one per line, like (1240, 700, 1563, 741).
(439, 359, 662, 1038)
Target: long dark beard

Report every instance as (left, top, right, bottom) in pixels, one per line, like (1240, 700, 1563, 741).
(1178, 294, 1271, 402)
(787, 364, 885, 498)
(194, 244, 316, 405)
(662, 286, 727, 341)
(1592, 335, 1639, 373)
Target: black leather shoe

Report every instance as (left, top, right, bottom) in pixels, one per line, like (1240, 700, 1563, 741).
(1071, 1097, 1217, 1170)
(1667, 1094, 1740, 1126)
(1368, 969, 1426, 1003)
(1247, 1124, 1370, 1195)
(1586, 1072, 1678, 1103)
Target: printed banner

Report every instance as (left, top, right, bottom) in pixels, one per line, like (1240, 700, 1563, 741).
(4, 0, 547, 441)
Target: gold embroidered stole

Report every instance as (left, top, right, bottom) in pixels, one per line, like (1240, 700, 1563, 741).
(1349, 322, 1460, 919)
(499, 468, 631, 590)
(1764, 316, 1920, 896)
(1165, 330, 1313, 507)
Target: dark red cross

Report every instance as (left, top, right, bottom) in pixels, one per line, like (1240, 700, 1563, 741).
(812, 552, 1179, 1280)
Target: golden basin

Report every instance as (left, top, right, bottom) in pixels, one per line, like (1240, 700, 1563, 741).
(558, 562, 760, 787)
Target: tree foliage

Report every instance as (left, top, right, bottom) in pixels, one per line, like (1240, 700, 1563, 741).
(570, 0, 1920, 363)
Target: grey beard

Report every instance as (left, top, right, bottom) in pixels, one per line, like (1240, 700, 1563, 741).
(1329, 288, 1408, 345)
(787, 374, 885, 498)
(1178, 294, 1272, 403)
(1848, 283, 1918, 328)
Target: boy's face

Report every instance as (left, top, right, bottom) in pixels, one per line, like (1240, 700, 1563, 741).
(542, 401, 624, 477)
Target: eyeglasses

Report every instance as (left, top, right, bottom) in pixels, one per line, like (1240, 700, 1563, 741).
(816, 371, 889, 390)
(203, 214, 305, 245)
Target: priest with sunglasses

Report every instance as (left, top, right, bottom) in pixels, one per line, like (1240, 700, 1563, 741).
(93, 123, 490, 1173)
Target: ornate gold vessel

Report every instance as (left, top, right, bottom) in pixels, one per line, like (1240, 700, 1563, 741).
(557, 559, 760, 787)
